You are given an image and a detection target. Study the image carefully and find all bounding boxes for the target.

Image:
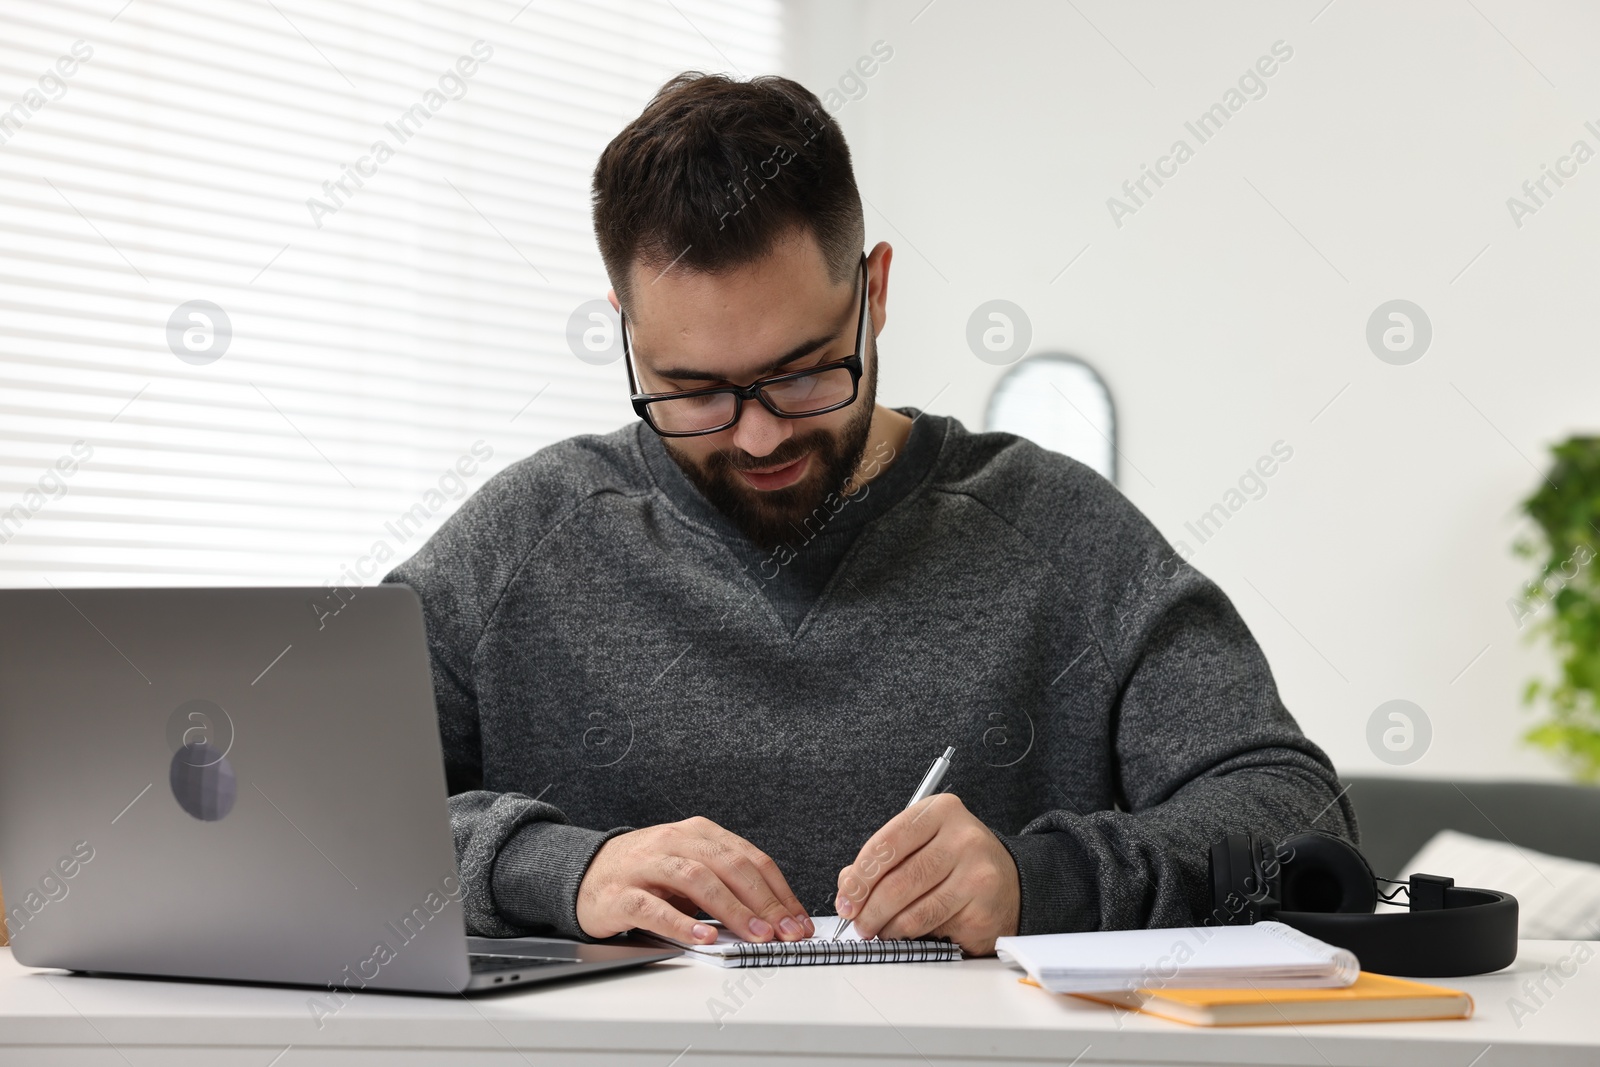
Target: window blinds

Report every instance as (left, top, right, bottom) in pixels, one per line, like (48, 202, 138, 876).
(0, 0, 780, 586)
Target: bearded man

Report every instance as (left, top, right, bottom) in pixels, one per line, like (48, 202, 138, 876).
(383, 72, 1355, 956)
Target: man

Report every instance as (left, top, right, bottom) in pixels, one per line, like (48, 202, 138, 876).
(383, 72, 1356, 957)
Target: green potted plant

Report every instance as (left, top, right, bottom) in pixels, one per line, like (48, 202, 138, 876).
(1514, 436, 1600, 780)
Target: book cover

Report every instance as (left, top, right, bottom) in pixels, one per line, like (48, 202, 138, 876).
(1024, 972, 1474, 1027)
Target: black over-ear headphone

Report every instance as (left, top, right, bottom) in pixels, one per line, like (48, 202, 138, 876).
(1208, 831, 1518, 977)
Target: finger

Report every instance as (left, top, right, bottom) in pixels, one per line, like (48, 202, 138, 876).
(848, 831, 961, 939)
(877, 870, 964, 941)
(688, 820, 811, 938)
(663, 892, 698, 916)
(616, 889, 718, 945)
(653, 854, 772, 942)
(930, 898, 999, 956)
(835, 793, 954, 918)
(695, 832, 811, 940)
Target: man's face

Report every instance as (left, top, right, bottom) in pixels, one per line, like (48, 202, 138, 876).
(617, 230, 882, 551)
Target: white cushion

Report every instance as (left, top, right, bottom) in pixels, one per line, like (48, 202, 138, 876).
(1379, 829, 1600, 941)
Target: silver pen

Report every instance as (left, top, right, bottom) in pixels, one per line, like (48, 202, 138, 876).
(830, 746, 956, 942)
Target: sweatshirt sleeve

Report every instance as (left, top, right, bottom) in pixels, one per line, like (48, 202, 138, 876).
(993, 459, 1359, 937)
(381, 449, 630, 940)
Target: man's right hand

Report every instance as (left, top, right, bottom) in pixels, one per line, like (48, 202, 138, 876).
(575, 816, 814, 945)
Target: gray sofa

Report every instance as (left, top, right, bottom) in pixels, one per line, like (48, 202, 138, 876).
(1344, 776, 1600, 878)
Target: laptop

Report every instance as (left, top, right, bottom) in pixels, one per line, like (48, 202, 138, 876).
(0, 585, 678, 994)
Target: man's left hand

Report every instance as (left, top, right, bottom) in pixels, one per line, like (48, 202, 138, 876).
(833, 792, 1020, 956)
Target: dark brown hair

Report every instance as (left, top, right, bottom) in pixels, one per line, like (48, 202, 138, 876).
(592, 72, 864, 311)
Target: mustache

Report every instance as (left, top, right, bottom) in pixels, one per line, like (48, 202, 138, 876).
(711, 436, 827, 474)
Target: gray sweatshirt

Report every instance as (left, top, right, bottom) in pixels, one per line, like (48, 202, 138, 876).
(382, 407, 1357, 941)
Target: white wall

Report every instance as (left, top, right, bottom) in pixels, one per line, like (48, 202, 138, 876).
(785, 0, 1600, 781)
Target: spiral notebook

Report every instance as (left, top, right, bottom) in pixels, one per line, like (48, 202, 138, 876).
(643, 917, 962, 968)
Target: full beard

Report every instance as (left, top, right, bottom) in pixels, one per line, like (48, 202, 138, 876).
(665, 366, 879, 553)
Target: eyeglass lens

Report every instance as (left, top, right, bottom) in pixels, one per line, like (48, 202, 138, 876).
(646, 365, 856, 434)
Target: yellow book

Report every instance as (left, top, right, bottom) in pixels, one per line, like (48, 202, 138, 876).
(1022, 973, 1473, 1027)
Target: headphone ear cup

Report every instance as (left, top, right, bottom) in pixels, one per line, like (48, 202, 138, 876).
(1209, 832, 1265, 924)
(1203, 831, 1280, 921)
(1277, 831, 1377, 914)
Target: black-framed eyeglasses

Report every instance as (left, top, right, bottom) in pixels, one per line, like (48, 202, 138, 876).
(621, 253, 868, 438)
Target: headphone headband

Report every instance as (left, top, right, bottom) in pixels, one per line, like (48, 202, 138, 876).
(1278, 888, 1518, 977)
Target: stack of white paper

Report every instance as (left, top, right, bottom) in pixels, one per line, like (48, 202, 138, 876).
(994, 922, 1360, 993)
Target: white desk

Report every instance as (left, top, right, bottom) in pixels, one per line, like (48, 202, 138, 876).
(2, 941, 1594, 1066)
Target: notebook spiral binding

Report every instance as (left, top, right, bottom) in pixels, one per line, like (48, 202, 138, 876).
(722, 938, 962, 967)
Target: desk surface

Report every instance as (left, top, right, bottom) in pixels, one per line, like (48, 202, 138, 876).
(3, 940, 1595, 1066)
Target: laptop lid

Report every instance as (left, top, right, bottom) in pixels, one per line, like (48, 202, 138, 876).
(0, 584, 472, 993)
